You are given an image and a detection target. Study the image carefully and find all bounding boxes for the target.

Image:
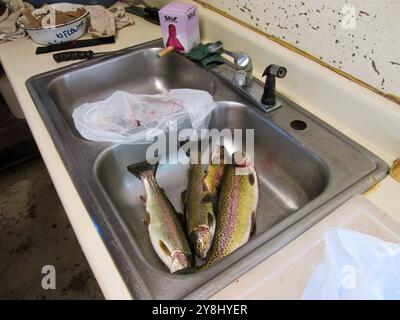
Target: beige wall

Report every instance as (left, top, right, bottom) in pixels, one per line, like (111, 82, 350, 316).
(197, 0, 400, 100)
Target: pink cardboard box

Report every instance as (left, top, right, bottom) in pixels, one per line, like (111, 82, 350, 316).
(158, 2, 200, 53)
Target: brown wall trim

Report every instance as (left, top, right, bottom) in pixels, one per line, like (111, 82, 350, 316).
(390, 159, 400, 183)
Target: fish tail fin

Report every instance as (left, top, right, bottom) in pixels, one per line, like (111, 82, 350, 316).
(194, 260, 212, 272)
(127, 158, 159, 179)
(182, 139, 211, 164)
(211, 145, 226, 163)
(173, 266, 196, 275)
(176, 260, 214, 274)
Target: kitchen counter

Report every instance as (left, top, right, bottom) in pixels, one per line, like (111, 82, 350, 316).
(1, 2, 399, 299)
(0, 18, 161, 300)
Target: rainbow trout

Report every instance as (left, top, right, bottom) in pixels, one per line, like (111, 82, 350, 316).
(183, 151, 216, 259)
(127, 160, 193, 273)
(200, 151, 258, 269)
(204, 145, 226, 199)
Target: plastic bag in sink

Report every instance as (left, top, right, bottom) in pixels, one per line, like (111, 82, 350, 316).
(72, 89, 217, 144)
(302, 228, 400, 300)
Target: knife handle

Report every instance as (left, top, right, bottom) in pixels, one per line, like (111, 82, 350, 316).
(144, 6, 159, 17)
(53, 50, 94, 63)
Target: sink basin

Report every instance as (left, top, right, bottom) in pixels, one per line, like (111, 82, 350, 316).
(26, 39, 388, 299)
(46, 46, 215, 138)
(95, 102, 327, 271)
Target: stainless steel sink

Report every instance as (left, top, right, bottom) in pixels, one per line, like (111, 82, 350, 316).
(26, 39, 388, 299)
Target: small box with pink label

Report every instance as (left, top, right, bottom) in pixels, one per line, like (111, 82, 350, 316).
(158, 2, 200, 53)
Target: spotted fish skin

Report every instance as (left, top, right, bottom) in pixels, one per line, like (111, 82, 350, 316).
(204, 145, 226, 199)
(184, 152, 216, 260)
(127, 160, 193, 273)
(200, 152, 258, 270)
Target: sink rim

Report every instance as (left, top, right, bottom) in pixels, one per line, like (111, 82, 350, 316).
(25, 38, 389, 299)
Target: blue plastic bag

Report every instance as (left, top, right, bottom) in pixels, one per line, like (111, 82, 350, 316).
(302, 228, 400, 300)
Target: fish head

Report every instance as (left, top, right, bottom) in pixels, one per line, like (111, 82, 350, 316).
(190, 226, 213, 260)
(170, 250, 192, 273)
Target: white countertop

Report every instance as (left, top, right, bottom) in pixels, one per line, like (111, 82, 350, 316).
(0, 18, 163, 300)
(1, 2, 399, 299)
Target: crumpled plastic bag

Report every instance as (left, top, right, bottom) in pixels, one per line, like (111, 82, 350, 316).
(72, 89, 216, 144)
(302, 228, 400, 300)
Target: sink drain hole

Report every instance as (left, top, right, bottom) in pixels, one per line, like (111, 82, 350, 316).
(290, 120, 307, 131)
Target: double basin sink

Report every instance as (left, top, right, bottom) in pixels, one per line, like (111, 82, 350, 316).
(26, 39, 388, 299)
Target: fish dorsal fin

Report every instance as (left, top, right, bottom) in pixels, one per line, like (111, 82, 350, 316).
(143, 211, 151, 230)
(202, 177, 212, 196)
(202, 193, 213, 203)
(250, 210, 257, 237)
(181, 190, 187, 203)
(139, 195, 147, 204)
(248, 172, 255, 185)
(202, 181, 210, 193)
(181, 190, 187, 216)
(177, 211, 186, 225)
(159, 240, 171, 257)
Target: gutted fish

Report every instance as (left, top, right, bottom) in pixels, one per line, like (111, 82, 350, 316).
(127, 160, 193, 273)
(183, 150, 216, 259)
(200, 151, 258, 270)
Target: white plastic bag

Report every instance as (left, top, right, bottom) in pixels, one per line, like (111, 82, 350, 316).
(72, 89, 216, 143)
(302, 228, 400, 300)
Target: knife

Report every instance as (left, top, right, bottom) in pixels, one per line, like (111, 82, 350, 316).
(35, 36, 116, 54)
(125, 5, 160, 25)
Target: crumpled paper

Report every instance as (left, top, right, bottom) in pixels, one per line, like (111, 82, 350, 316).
(86, 3, 134, 38)
(0, 0, 32, 42)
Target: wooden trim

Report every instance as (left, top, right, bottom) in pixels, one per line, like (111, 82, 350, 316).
(390, 159, 400, 183)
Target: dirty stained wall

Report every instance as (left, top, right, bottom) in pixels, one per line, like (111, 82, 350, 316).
(197, 0, 400, 101)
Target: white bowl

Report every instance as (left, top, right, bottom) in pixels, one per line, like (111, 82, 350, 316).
(17, 3, 89, 45)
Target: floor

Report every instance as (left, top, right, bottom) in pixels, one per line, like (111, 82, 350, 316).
(0, 92, 37, 171)
(0, 157, 104, 299)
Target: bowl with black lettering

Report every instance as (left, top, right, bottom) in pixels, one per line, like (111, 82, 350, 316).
(17, 3, 89, 45)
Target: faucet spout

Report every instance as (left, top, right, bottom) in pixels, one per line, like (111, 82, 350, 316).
(207, 42, 286, 114)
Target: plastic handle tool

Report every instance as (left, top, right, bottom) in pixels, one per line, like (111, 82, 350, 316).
(53, 50, 94, 62)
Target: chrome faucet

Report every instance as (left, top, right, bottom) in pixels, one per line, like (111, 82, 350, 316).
(224, 49, 253, 87)
(208, 41, 253, 87)
(208, 41, 287, 113)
